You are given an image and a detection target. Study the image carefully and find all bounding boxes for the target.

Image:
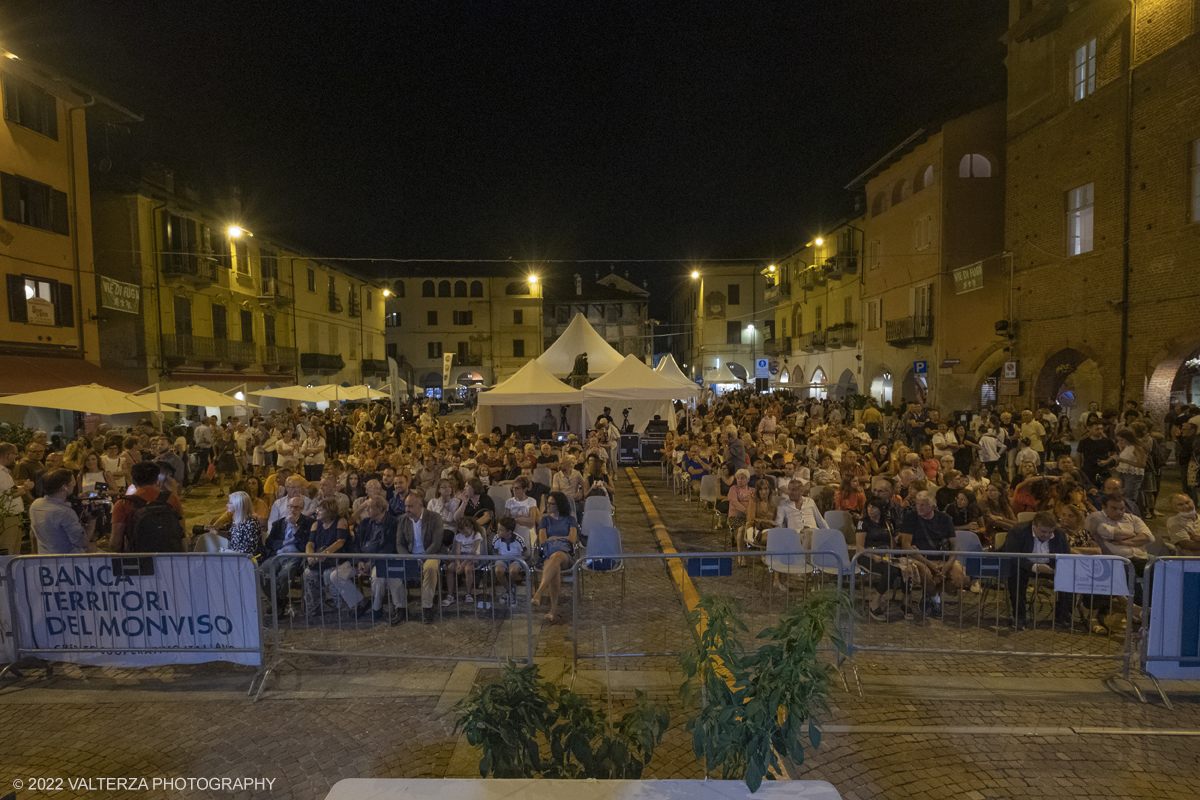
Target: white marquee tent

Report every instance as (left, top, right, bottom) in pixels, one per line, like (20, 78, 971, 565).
(537, 313, 626, 378)
(582, 355, 697, 433)
(476, 358, 584, 435)
(654, 353, 701, 392)
(704, 364, 744, 393)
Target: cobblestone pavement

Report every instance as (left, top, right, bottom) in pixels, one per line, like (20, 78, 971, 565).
(3, 466, 1199, 799)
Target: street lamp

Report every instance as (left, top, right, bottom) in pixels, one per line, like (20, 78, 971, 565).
(382, 288, 391, 297)
(690, 270, 704, 379)
(228, 225, 244, 238)
(814, 236, 824, 246)
(528, 274, 538, 285)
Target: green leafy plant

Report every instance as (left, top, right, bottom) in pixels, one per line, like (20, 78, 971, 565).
(679, 589, 850, 793)
(454, 661, 669, 780)
(0, 423, 35, 449)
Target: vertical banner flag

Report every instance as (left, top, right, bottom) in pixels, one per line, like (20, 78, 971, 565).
(442, 352, 454, 389)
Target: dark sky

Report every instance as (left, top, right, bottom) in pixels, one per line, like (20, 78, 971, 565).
(1, 1, 1007, 299)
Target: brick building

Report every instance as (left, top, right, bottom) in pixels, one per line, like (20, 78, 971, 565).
(1004, 0, 1200, 420)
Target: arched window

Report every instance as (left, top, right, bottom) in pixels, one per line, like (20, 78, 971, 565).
(779, 369, 789, 384)
(958, 153, 993, 178)
(393, 280, 405, 298)
(505, 281, 531, 296)
(422, 280, 434, 298)
(871, 192, 887, 217)
(454, 280, 467, 297)
(915, 164, 934, 191)
(891, 179, 911, 205)
(438, 280, 451, 297)
(469, 280, 483, 297)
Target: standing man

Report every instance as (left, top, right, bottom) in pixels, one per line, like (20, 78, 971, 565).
(29, 469, 95, 554)
(1019, 410, 1047, 469)
(396, 493, 444, 624)
(156, 436, 186, 487)
(13, 442, 46, 509)
(0, 442, 30, 556)
(192, 417, 214, 484)
(1076, 421, 1118, 489)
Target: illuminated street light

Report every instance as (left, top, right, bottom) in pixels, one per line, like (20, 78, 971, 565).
(228, 226, 244, 237)
(690, 270, 700, 279)
(814, 236, 824, 246)
(382, 289, 392, 297)
(234, 391, 245, 401)
(768, 264, 776, 272)
(528, 274, 538, 285)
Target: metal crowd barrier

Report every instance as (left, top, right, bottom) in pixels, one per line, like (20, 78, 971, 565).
(569, 549, 855, 687)
(1139, 555, 1200, 709)
(257, 552, 533, 699)
(847, 548, 1137, 683)
(0, 552, 264, 683)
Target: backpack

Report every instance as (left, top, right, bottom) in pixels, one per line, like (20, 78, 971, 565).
(121, 491, 185, 553)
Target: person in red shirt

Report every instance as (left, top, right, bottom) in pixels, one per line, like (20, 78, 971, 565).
(111, 461, 184, 551)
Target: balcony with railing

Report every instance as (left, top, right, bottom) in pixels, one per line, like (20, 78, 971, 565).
(300, 352, 345, 374)
(764, 281, 783, 304)
(161, 252, 218, 285)
(884, 315, 934, 347)
(258, 277, 294, 306)
(161, 335, 256, 366)
(798, 330, 827, 352)
(348, 292, 362, 318)
(825, 322, 859, 348)
(822, 253, 859, 281)
(361, 358, 389, 377)
(260, 345, 298, 371)
(328, 292, 344, 314)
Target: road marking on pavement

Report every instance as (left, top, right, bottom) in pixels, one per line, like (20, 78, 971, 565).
(625, 467, 789, 781)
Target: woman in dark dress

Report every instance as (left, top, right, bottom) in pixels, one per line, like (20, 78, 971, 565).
(856, 496, 901, 622)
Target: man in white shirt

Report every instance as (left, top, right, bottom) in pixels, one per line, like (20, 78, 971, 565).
(1085, 496, 1154, 560)
(1165, 494, 1200, 554)
(775, 479, 825, 531)
(1020, 410, 1047, 460)
(268, 476, 319, 528)
(931, 421, 958, 460)
(192, 419, 214, 483)
(0, 442, 31, 555)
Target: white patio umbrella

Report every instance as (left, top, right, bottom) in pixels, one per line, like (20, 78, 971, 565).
(0, 383, 183, 415)
(156, 385, 260, 408)
(250, 386, 331, 403)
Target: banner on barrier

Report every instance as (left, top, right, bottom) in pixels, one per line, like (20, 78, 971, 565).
(10, 554, 261, 667)
(1145, 558, 1200, 680)
(1052, 555, 1130, 597)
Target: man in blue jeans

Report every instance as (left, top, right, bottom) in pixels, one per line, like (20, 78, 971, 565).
(262, 496, 313, 613)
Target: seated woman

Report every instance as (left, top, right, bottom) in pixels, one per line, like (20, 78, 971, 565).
(856, 496, 905, 621)
(981, 482, 1018, 545)
(917, 445, 940, 482)
(727, 468, 753, 554)
(945, 488, 982, 534)
(833, 474, 866, 521)
(531, 491, 578, 623)
(715, 462, 736, 516)
(583, 453, 614, 498)
(742, 476, 777, 557)
(1054, 502, 1109, 635)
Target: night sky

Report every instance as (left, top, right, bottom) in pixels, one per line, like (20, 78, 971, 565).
(1, 1, 1007, 309)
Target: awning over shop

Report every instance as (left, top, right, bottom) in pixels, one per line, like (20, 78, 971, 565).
(0, 354, 141, 395)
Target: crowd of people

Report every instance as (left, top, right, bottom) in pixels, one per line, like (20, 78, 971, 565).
(0, 400, 624, 626)
(662, 390, 1200, 631)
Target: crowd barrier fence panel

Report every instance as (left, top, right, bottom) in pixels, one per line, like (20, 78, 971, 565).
(569, 549, 855, 687)
(847, 548, 1136, 685)
(1140, 555, 1200, 708)
(258, 552, 533, 698)
(0, 552, 264, 687)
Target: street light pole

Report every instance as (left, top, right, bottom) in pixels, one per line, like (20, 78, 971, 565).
(691, 270, 703, 379)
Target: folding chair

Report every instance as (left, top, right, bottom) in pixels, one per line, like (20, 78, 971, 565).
(955, 529, 1003, 607)
(822, 510, 855, 546)
(192, 533, 230, 553)
(698, 475, 720, 518)
(584, 495, 613, 516)
(580, 525, 625, 600)
(808, 527, 856, 590)
(762, 527, 809, 602)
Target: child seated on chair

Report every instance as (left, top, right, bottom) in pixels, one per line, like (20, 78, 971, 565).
(444, 517, 483, 607)
(492, 516, 526, 604)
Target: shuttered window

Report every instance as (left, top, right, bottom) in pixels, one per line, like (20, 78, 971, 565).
(2, 72, 58, 139)
(1, 172, 69, 235)
(6, 273, 73, 326)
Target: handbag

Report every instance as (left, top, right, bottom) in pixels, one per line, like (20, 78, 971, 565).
(206, 462, 217, 480)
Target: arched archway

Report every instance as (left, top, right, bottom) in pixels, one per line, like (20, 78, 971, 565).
(900, 367, 927, 404)
(869, 364, 894, 405)
(809, 367, 828, 399)
(834, 368, 857, 400)
(1145, 334, 1200, 422)
(1034, 348, 1103, 414)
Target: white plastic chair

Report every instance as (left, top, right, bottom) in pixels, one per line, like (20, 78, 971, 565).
(1016, 511, 1036, 523)
(192, 532, 230, 553)
(581, 508, 614, 536)
(580, 525, 625, 600)
(808, 527, 853, 585)
(488, 485, 512, 513)
(699, 475, 719, 512)
(762, 527, 810, 583)
(531, 466, 552, 488)
(584, 495, 613, 515)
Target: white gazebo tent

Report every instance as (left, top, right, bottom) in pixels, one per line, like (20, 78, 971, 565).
(476, 359, 584, 436)
(582, 355, 697, 433)
(704, 364, 744, 394)
(654, 353, 700, 392)
(537, 313, 626, 378)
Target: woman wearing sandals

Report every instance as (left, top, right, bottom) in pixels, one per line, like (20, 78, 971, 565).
(531, 491, 577, 623)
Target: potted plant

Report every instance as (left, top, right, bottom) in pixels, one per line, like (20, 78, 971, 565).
(679, 590, 850, 793)
(455, 661, 669, 779)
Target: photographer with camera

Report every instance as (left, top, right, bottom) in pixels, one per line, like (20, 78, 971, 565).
(30, 469, 95, 554)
